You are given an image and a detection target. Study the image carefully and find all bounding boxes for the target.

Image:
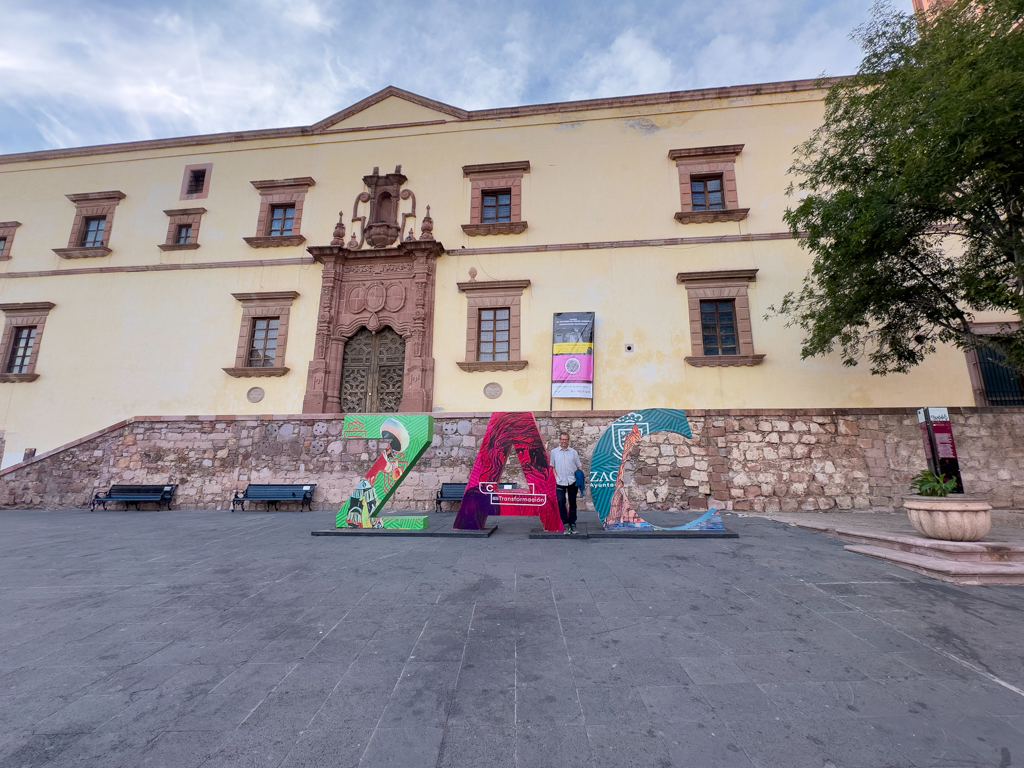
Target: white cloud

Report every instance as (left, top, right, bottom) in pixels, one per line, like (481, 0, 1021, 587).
(0, 0, 907, 154)
(565, 29, 675, 100)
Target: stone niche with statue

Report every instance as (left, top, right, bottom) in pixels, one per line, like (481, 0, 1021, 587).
(302, 166, 443, 415)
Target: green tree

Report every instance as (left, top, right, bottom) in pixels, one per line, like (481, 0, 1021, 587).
(780, 0, 1024, 376)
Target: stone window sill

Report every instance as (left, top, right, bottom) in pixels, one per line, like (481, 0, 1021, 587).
(462, 222, 529, 236)
(243, 235, 306, 248)
(685, 354, 765, 367)
(52, 246, 111, 259)
(0, 373, 39, 382)
(457, 360, 528, 372)
(223, 366, 290, 378)
(158, 243, 201, 251)
(675, 209, 749, 224)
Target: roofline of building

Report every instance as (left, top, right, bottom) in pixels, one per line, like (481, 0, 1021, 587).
(0, 77, 843, 167)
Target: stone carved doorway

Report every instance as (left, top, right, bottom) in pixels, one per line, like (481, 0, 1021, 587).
(302, 167, 443, 415)
(340, 327, 406, 413)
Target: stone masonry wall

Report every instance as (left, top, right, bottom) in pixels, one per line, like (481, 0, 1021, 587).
(0, 408, 1022, 513)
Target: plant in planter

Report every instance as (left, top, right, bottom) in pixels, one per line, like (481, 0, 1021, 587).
(904, 471, 991, 542)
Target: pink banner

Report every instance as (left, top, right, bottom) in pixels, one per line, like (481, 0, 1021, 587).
(551, 354, 594, 381)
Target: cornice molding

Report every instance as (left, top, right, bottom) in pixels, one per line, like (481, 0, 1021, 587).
(157, 243, 200, 251)
(458, 279, 531, 293)
(0, 373, 39, 383)
(163, 207, 207, 217)
(0, 302, 56, 313)
(669, 144, 744, 162)
(65, 191, 126, 203)
(462, 161, 531, 177)
(675, 209, 749, 224)
(677, 269, 758, 284)
(231, 291, 300, 304)
(0, 78, 843, 166)
(250, 177, 316, 191)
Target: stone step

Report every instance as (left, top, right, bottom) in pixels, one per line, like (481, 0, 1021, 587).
(844, 544, 1024, 586)
(831, 527, 1024, 563)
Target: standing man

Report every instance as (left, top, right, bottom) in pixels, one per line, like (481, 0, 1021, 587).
(551, 431, 583, 534)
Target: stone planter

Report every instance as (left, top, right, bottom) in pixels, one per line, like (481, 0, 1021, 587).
(904, 495, 992, 541)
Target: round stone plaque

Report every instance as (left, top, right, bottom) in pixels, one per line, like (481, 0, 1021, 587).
(483, 382, 503, 399)
(247, 387, 265, 403)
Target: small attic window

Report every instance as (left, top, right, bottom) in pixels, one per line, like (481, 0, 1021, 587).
(180, 163, 213, 200)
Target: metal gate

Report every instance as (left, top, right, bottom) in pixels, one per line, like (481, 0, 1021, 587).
(977, 346, 1024, 406)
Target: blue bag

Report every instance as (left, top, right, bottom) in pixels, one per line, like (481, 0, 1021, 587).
(574, 468, 586, 494)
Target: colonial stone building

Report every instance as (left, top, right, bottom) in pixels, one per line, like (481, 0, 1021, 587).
(0, 80, 1019, 469)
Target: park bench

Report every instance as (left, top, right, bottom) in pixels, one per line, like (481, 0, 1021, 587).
(435, 483, 467, 512)
(434, 482, 517, 512)
(232, 483, 315, 512)
(91, 484, 177, 511)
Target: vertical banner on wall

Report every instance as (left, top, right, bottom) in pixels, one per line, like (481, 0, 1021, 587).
(551, 312, 595, 400)
(917, 407, 964, 493)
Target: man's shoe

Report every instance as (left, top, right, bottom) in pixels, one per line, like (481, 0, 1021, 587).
(563, 527, 571, 535)
(570, 524, 578, 534)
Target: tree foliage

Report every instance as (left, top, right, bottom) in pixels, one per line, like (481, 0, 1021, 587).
(781, 0, 1024, 375)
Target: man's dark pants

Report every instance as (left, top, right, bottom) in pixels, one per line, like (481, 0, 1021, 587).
(557, 483, 578, 526)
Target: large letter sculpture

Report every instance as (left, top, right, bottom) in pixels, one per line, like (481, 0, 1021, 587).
(336, 414, 434, 530)
(590, 409, 725, 531)
(454, 412, 561, 532)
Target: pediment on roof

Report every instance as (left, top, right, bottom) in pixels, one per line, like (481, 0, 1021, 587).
(312, 86, 467, 133)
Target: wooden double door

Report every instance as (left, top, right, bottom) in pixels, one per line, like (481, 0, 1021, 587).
(340, 327, 406, 412)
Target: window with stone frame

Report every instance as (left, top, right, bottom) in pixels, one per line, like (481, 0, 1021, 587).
(224, 292, 298, 378)
(669, 145, 748, 224)
(457, 278, 530, 371)
(0, 221, 21, 261)
(180, 163, 213, 200)
(964, 321, 1024, 406)
(160, 208, 205, 251)
(243, 177, 315, 248)
(462, 161, 529, 236)
(477, 308, 511, 361)
(53, 191, 125, 259)
(0, 302, 55, 382)
(247, 318, 280, 367)
(677, 270, 764, 367)
(699, 299, 738, 356)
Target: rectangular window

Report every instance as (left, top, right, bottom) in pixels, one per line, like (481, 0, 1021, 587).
(175, 224, 193, 244)
(268, 205, 295, 236)
(977, 346, 1024, 406)
(186, 169, 207, 195)
(0, 238, 6, 253)
(248, 318, 279, 367)
(481, 190, 512, 223)
(7, 326, 36, 374)
(700, 300, 738, 356)
(691, 177, 724, 211)
(478, 308, 510, 361)
(81, 217, 106, 247)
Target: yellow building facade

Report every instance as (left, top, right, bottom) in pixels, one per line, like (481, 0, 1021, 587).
(0, 81, 985, 467)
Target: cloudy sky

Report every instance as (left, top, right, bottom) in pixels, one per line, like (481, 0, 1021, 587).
(0, 0, 911, 156)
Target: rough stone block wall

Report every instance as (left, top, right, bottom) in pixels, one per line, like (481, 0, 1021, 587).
(0, 408, 1021, 513)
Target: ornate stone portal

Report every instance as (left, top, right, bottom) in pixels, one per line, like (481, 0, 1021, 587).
(302, 167, 442, 414)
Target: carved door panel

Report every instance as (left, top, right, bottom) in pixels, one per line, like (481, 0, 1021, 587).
(340, 327, 405, 412)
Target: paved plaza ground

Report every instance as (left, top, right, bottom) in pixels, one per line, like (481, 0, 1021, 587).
(1, 508, 1023, 768)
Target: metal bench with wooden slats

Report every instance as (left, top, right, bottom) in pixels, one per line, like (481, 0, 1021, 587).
(232, 483, 315, 512)
(91, 484, 177, 511)
(435, 483, 467, 512)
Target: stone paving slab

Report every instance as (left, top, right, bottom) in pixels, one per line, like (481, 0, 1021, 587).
(0, 507, 1023, 767)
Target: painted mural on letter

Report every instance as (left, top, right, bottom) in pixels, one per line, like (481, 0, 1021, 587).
(453, 412, 561, 532)
(591, 409, 725, 531)
(336, 414, 433, 529)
